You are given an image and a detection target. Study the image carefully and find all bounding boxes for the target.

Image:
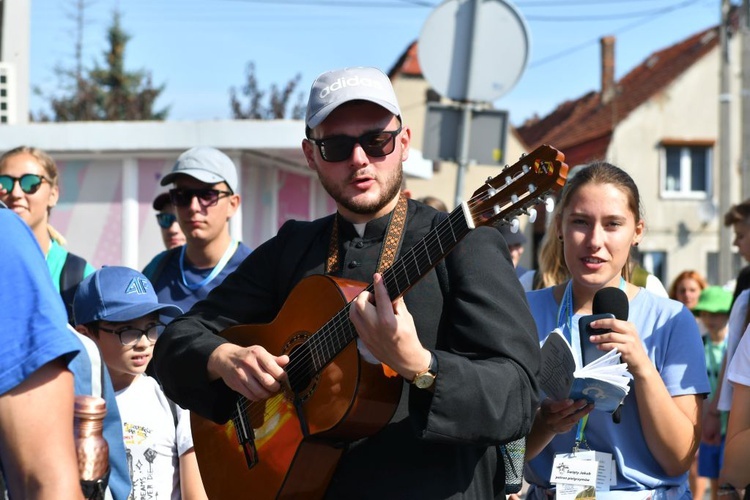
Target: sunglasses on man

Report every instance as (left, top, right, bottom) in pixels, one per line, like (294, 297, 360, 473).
(307, 126, 402, 163)
(169, 188, 232, 208)
(156, 213, 177, 229)
(0, 174, 51, 195)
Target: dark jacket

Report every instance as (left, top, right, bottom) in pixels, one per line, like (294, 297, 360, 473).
(153, 200, 541, 499)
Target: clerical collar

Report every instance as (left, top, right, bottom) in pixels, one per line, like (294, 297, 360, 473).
(326, 195, 409, 275)
(335, 210, 395, 240)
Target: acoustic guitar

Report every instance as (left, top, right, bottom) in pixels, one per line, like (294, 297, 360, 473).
(191, 144, 569, 499)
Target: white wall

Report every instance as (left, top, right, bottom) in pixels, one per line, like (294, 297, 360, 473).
(0, 0, 30, 124)
(607, 34, 743, 286)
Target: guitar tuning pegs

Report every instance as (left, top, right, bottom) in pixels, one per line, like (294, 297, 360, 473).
(545, 197, 555, 213)
(510, 218, 521, 233)
(527, 208, 538, 223)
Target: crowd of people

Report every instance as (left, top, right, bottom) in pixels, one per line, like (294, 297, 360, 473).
(1, 65, 749, 500)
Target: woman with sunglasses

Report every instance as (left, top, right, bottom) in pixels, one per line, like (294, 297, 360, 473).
(0, 146, 95, 322)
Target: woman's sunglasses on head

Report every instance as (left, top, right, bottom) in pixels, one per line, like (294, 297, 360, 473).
(156, 213, 177, 229)
(0, 174, 51, 195)
(169, 188, 232, 208)
(307, 126, 402, 163)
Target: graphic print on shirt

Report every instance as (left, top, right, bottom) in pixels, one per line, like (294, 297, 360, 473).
(123, 422, 159, 500)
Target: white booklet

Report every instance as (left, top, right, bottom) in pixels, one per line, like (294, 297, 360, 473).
(539, 328, 632, 413)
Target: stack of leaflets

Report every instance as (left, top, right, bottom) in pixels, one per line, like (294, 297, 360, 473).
(539, 328, 632, 413)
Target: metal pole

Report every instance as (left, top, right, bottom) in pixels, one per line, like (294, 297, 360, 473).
(719, 0, 733, 285)
(453, 0, 482, 207)
(455, 103, 472, 208)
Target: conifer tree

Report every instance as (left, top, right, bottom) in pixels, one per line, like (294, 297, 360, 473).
(34, 10, 168, 121)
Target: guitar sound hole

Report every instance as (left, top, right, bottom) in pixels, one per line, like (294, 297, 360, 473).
(287, 343, 317, 395)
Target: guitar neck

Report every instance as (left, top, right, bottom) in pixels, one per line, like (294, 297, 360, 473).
(291, 144, 568, 379)
(374, 205, 471, 302)
(302, 206, 472, 374)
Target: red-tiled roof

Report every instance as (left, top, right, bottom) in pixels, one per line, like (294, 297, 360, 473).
(515, 25, 721, 164)
(389, 41, 422, 78)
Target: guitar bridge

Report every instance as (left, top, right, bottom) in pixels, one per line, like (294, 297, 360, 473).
(232, 399, 258, 469)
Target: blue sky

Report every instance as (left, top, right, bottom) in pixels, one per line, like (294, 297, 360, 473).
(29, 0, 719, 126)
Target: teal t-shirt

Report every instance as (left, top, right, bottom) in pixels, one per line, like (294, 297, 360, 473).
(46, 239, 95, 293)
(705, 336, 729, 434)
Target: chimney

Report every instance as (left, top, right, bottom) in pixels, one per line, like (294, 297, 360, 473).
(600, 36, 616, 104)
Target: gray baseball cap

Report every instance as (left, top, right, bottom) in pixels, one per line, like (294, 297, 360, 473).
(160, 146, 238, 193)
(305, 66, 401, 129)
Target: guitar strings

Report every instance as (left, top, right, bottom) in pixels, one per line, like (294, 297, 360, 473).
(280, 165, 540, 385)
(233, 205, 470, 423)
(233, 166, 541, 422)
(235, 171, 543, 423)
(233, 200, 476, 422)
(233, 162, 545, 423)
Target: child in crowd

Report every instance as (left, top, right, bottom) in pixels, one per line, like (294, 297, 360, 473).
(692, 286, 732, 500)
(73, 266, 207, 500)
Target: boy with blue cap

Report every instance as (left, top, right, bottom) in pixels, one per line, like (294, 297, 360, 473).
(73, 266, 207, 499)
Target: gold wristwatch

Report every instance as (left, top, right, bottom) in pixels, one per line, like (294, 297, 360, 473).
(412, 352, 438, 389)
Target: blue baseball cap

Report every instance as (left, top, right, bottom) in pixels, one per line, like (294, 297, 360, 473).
(73, 266, 182, 325)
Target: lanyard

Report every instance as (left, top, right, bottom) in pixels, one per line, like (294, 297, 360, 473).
(179, 239, 238, 291)
(557, 277, 627, 451)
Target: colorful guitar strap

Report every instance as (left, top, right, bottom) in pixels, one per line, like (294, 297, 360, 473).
(325, 194, 409, 275)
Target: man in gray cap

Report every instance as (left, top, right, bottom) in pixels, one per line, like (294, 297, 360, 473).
(142, 146, 251, 313)
(153, 67, 539, 499)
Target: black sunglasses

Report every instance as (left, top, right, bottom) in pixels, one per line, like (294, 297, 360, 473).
(0, 174, 51, 195)
(307, 126, 402, 162)
(156, 213, 177, 229)
(97, 322, 166, 346)
(169, 188, 232, 208)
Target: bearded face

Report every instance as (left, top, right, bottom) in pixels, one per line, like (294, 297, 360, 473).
(302, 101, 410, 224)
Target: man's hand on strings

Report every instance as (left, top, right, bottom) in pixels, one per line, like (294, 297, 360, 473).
(350, 272, 431, 380)
(208, 343, 289, 401)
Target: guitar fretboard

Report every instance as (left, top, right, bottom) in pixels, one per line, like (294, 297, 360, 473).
(293, 207, 471, 377)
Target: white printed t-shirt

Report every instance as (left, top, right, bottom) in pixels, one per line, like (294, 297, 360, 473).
(116, 374, 193, 500)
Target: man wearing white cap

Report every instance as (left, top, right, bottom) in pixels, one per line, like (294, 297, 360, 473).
(153, 67, 539, 498)
(142, 147, 251, 313)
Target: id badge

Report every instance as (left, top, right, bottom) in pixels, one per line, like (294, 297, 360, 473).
(551, 450, 615, 499)
(573, 450, 614, 490)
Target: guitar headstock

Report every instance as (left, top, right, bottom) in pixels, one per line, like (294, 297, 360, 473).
(467, 145, 568, 229)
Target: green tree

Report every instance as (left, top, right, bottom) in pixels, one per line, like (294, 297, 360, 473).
(34, 10, 168, 121)
(230, 62, 305, 120)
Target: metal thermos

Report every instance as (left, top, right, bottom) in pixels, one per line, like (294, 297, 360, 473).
(74, 395, 109, 497)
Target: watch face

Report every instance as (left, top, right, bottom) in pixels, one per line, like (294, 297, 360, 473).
(414, 373, 435, 389)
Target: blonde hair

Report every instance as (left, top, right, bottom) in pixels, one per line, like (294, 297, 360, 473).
(535, 222, 569, 289)
(0, 146, 59, 185)
(0, 146, 65, 244)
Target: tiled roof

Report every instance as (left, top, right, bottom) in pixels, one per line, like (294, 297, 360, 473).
(515, 25, 721, 165)
(389, 41, 422, 78)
